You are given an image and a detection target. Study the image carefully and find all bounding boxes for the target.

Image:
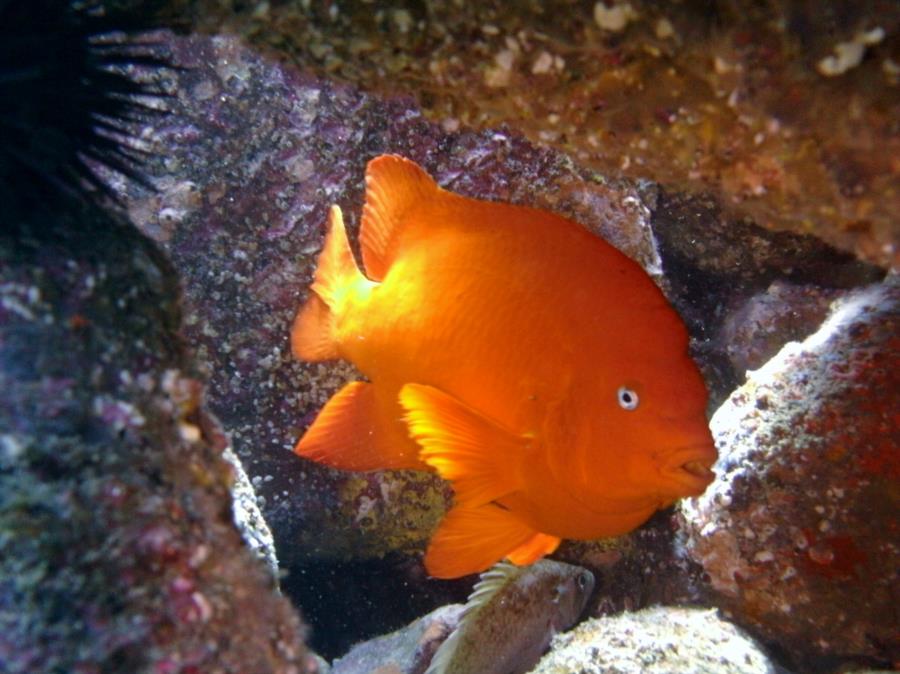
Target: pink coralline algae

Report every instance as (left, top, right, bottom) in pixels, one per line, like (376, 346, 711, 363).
(681, 277, 899, 671)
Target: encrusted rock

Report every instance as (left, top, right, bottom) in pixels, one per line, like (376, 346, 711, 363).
(714, 280, 841, 376)
(681, 278, 899, 670)
(531, 606, 776, 674)
(224, 445, 279, 576)
(651, 190, 884, 406)
(0, 202, 312, 673)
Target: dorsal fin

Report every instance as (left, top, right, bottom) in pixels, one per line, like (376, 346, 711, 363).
(424, 562, 522, 674)
(360, 154, 439, 281)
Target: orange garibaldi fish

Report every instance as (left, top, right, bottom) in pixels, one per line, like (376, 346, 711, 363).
(291, 155, 717, 579)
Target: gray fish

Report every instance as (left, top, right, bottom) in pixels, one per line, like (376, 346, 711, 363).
(425, 559, 594, 674)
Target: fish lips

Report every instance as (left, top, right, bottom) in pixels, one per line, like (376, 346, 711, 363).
(659, 445, 718, 496)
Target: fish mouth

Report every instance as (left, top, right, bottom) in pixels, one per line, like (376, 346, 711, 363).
(660, 446, 718, 496)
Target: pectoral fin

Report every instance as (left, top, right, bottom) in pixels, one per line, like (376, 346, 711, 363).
(425, 503, 559, 579)
(399, 383, 529, 507)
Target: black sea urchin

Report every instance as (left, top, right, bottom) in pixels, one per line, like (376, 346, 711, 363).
(0, 0, 172, 212)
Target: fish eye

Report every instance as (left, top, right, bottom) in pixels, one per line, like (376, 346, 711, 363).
(617, 386, 639, 410)
(577, 572, 590, 590)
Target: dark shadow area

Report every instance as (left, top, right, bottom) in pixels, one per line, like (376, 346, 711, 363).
(280, 555, 473, 661)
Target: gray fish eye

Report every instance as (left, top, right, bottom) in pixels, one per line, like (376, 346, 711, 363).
(617, 386, 639, 410)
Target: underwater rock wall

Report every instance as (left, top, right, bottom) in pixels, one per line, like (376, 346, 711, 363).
(126, 31, 883, 571)
(182, 0, 900, 269)
(0, 204, 311, 672)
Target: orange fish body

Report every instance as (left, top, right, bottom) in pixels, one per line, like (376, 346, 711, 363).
(292, 155, 716, 578)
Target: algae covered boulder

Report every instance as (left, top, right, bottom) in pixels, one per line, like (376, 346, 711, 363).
(681, 279, 899, 670)
(0, 200, 312, 672)
(531, 606, 777, 674)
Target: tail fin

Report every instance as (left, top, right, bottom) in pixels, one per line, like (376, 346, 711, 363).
(291, 205, 365, 361)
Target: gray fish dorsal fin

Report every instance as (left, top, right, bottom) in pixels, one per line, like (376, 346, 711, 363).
(424, 561, 523, 674)
(462, 561, 522, 620)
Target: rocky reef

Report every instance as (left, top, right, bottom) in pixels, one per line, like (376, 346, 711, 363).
(117, 26, 890, 668)
(182, 0, 900, 268)
(3, 1, 897, 672)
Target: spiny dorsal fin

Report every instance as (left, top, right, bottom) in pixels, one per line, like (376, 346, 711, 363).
(424, 562, 523, 674)
(360, 154, 439, 281)
(462, 561, 523, 620)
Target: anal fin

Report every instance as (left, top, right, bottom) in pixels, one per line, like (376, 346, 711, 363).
(295, 381, 377, 470)
(424, 503, 554, 579)
(295, 381, 422, 471)
(507, 532, 561, 565)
